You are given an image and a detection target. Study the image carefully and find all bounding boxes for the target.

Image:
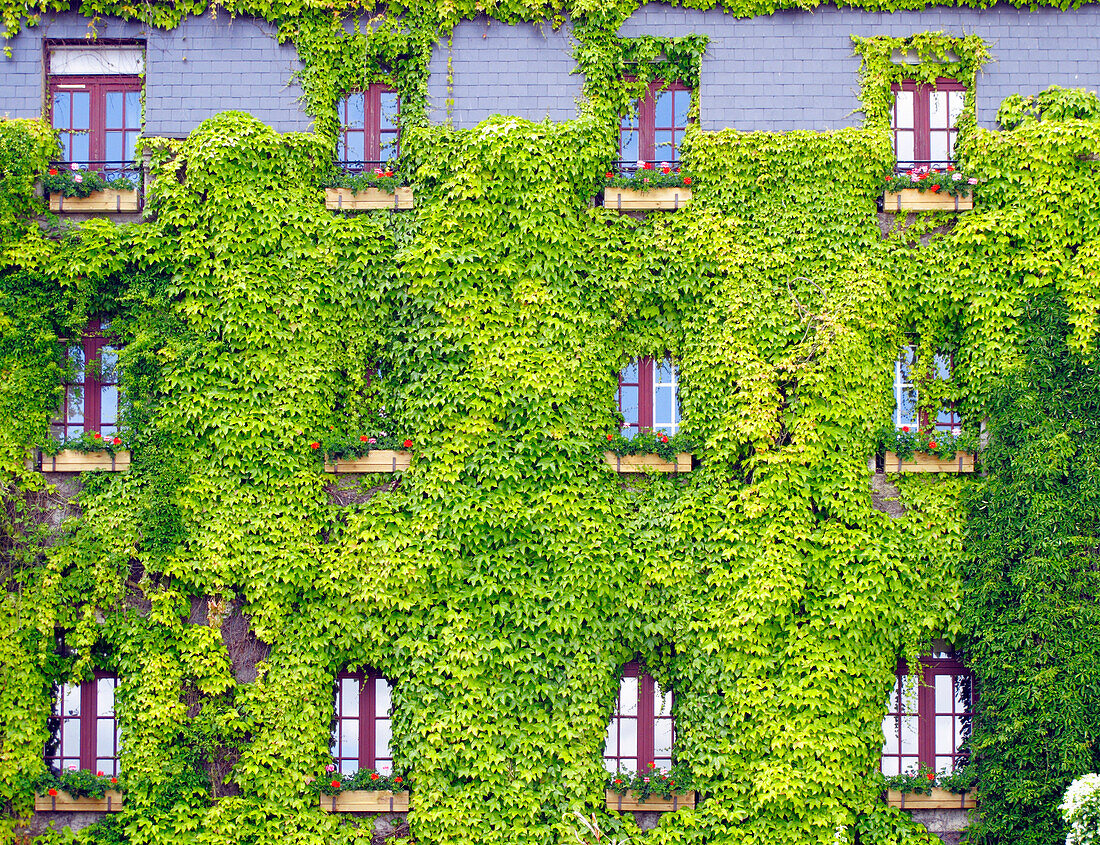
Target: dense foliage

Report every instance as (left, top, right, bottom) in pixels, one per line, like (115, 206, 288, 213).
(0, 2, 1099, 844)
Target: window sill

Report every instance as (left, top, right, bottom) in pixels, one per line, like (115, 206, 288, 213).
(879, 451, 974, 473)
(325, 187, 413, 211)
(604, 452, 692, 473)
(323, 450, 411, 473)
(39, 449, 131, 472)
(605, 790, 696, 812)
(885, 788, 975, 810)
(318, 790, 410, 812)
(35, 790, 124, 812)
(48, 189, 141, 214)
(602, 187, 691, 211)
(882, 190, 973, 212)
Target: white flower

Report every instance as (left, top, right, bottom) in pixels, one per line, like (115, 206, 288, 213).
(70, 162, 80, 171)
(952, 173, 963, 181)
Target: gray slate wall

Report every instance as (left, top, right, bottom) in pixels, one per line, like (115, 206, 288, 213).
(0, 12, 308, 137)
(619, 2, 1100, 132)
(426, 17, 582, 128)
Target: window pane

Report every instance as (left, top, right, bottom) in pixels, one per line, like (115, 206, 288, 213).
(126, 91, 140, 129)
(929, 91, 950, 130)
(930, 131, 949, 165)
(375, 678, 391, 717)
(900, 715, 919, 755)
(73, 92, 90, 130)
(341, 677, 360, 716)
(106, 134, 123, 162)
(654, 718, 673, 757)
(340, 719, 359, 761)
(344, 93, 365, 129)
(895, 130, 914, 165)
(97, 718, 115, 757)
(65, 385, 85, 427)
(935, 673, 954, 712)
(105, 91, 123, 129)
(619, 386, 638, 435)
(883, 714, 899, 755)
(936, 715, 955, 754)
(97, 678, 115, 716)
(655, 129, 676, 162)
(53, 92, 70, 127)
(375, 718, 392, 760)
(619, 719, 637, 761)
(893, 90, 914, 130)
(62, 683, 81, 716)
(380, 92, 399, 130)
(96, 757, 118, 777)
(674, 90, 690, 127)
(948, 90, 964, 126)
(604, 721, 618, 757)
(619, 676, 638, 717)
(63, 721, 81, 757)
(656, 90, 673, 127)
(124, 131, 140, 162)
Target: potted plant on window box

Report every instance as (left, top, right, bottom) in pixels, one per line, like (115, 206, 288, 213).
(312, 769, 410, 813)
(322, 168, 413, 211)
(43, 164, 140, 213)
(39, 432, 131, 472)
(603, 431, 694, 474)
(606, 765, 696, 812)
(32, 768, 124, 812)
(874, 426, 976, 474)
(602, 164, 693, 211)
(310, 432, 414, 473)
(882, 766, 976, 810)
(882, 167, 976, 212)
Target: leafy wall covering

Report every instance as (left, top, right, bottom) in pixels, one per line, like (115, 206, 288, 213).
(0, 7, 1099, 845)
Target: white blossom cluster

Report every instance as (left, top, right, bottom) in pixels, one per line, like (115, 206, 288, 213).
(1062, 774, 1100, 845)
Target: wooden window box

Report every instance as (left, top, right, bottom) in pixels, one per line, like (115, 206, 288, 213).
(40, 450, 131, 472)
(49, 190, 140, 213)
(323, 450, 411, 473)
(604, 452, 692, 474)
(605, 790, 696, 812)
(35, 790, 124, 812)
(318, 790, 410, 812)
(603, 187, 691, 211)
(886, 788, 975, 810)
(881, 451, 974, 473)
(325, 187, 413, 211)
(882, 191, 972, 212)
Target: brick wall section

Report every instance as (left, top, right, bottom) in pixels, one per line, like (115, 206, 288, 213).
(426, 16, 582, 128)
(618, 3, 1100, 132)
(0, 12, 308, 137)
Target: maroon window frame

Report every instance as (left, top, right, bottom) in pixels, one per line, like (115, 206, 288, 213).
(603, 662, 675, 774)
(616, 356, 680, 438)
(49, 75, 142, 166)
(46, 671, 120, 775)
(333, 670, 394, 775)
(337, 83, 400, 164)
(881, 654, 973, 776)
(52, 319, 121, 441)
(891, 78, 966, 169)
(620, 80, 692, 164)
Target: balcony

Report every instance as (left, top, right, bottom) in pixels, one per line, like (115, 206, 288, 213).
(323, 161, 413, 211)
(43, 161, 143, 215)
(600, 160, 693, 212)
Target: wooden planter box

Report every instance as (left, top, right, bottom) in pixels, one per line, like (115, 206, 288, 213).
(605, 790, 695, 812)
(41, 450, 131, 472)
(49, 190, 140, 213)
(318, 790, 410, 812)
(881, 451, 974, 474)
(323, 450, 411, 473)
(883, 190, 973, 212)
(35, 790, 124, 812)
(604, 452, 692, 474)
(886, 787, 976, 810)
(325, 187, 413, 211)
(603, 187, 692, 211)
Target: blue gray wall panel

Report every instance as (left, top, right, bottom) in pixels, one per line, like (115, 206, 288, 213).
(0, 12, 308, 136)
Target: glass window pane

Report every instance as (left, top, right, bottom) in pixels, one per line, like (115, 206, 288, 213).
(71, 134, 89, 165)
(105, 134, 123, 162)
(380, 92, 399, 129)
(53, 92, 70, 127)
(619, 676, 637, 716)
(948, 90, 964, 126)
(73, 92, 90, 130)
(62, 683, 81, 716)
(897, 387, 917, 428)
(656, 689, 672, 718)
(344, 93, 364, 129)
(96, 757, 118, 777)
(126, 91, 140, 129)
(900, 715, 919, 754)
(375, 678, 391, 717)
(655, 129, 675, 161)
(105, 91, 123, 129)
(100, 387, 118, 429)
(340, 719, 359, 761)
(604, 721, 618, 757)
(375, 719, 392, 759)
(893, 90, 914, 130)
(619, 386, 638, 433)
(97, 718, 115, 756)
(895, 130, 914, 165)
(97, 678, 115, 716)
(619, 719, 637, 761)
(674, 90, 690, 127)
(930, 131, 949, 165)
(620, 123, 638, 162)
(881, 756, 900, 776)
(935, 674, 953, 712)
(124, 131, 140, 162)
(654, 719, 673, 757)
(936, 715, 954, 754)
(930, 91, 950, 129)
(883, 715, 899, 755)
(63, 721, 81, 757)
(656, 90, 672, 126)
(341, 677, 360, 717)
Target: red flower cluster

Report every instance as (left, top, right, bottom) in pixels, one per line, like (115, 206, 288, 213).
(310, 442, 320, 450)
(48, 788, 58, 796)
(331, 779, 340, 788)
(402, 439, 413, 449)
(394, 776, 403, 784)
(48, 167, 58, 176)
(111, 437, 121, 445)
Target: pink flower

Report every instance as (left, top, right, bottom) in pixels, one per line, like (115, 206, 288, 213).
(68, 764, 77, 771)
(325, 764, 336, 773)
(968, 178, 978, 185)
(643, 777, 650, 783)
(368, 437, 376, 444)
(643, 177, 650, 183)
(374, 168, 384, 176)
(74, 174, 83, 183)
(97, 771, 104, 776)
(952, 173, 962, 181)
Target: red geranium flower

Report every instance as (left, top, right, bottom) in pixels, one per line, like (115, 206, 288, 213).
(97, 770, 104, 776)
(606, 434, 613, 441)
(930, 184, 941, 192)
(927, 772, 935, 781)
(683, 176, 692, 186)
(384, 170, 394, 178)
(605, 172, 614, 179)
(111, 437, 121, 445)
(48, 788, 58, 796)
(648, 761, 656, 769)
(110, 777, 118, 784)
(661, 166, 671, 174)
(614, 778, 622, 785)
(48, 168, 58, 176)
(901, 425, 910, 433)
(394, 776, 403, 784)
(93, 432, 102, 439)
(660, 435, 668, 443)
(360, 435, 370, 442)
(310, 442, 320, 450)
(946, 165, 955, 172)
(642, 161, 654, 170)
(371, 773, 379, 781)
(331, 779, 340, 788)
(402, 439, 412, 449)
(928, 441, 937, 449)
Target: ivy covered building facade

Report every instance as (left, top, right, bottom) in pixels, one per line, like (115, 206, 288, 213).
(1, 2, 1099, 845)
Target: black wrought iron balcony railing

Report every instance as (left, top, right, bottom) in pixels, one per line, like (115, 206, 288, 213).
(334, 160, 400, 175)
(612, 159, 685, 176)
(894, 158, 959, 173)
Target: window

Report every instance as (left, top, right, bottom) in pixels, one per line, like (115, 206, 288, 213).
(620, 80, 691, 166)
(46, 672, 121, 775)
(603, 662, 674, 774)
(893, 345, 959, 434)
(337, 84, 400, 166)
(891, 79, 965, 170)
(332, 671, 394, 775)
(617, 356, 681, 438)
(881, 654, 972, 776)
(52, 319, 121, 441)
(48, 44, 143, 172)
